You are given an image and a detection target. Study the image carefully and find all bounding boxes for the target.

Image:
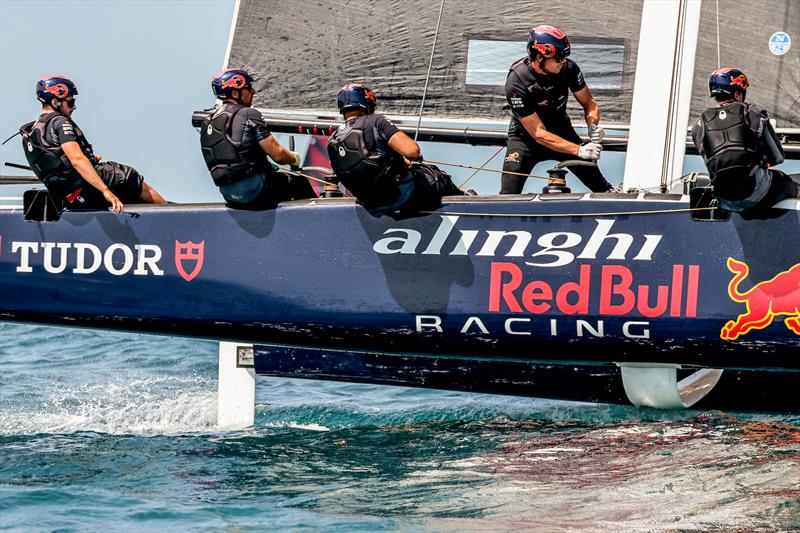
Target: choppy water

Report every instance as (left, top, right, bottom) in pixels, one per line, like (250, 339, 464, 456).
(1, 323, 798, 532)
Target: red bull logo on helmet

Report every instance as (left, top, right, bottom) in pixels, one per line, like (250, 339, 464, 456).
(721, 258, 800, 340)
(221, 74, 248, 90)
(44, 84, 70, 99)
(730, 74, 749, 90)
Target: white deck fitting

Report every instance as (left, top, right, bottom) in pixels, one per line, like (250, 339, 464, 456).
(619, 363, 724, 409)
(624, 0, 702, 192)
(217, 342, 255, 429)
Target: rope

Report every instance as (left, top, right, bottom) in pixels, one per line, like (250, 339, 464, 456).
(414, 0, 446, 142)
(457, 146, 504, 189)
(715, 0, 721, 68)
(422, 206, 717, 218)
(425, 159, 558, 182)
(278, 166, 351, 197)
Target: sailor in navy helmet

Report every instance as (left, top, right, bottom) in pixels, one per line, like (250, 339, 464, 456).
(691, 68, 798, 215)
(200, 69, 316, 209)
(501, 25, 615, 194)
(19, 75, 167, 212)
(327, 83, 468, 217)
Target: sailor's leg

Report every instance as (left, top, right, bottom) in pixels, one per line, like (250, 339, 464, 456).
(500, 134, 537, 194)
(140, 181, 167, 204)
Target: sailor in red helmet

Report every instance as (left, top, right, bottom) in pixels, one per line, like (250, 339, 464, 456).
(501, 25, 615, 194)
(200, 69, 315, 209)
(691, 68, 798, 215)
(20, 75, 167, 213)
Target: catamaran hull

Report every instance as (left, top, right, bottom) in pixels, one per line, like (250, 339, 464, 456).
(1, 195, 798, 379)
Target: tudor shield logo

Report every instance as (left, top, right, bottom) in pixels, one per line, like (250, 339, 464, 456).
(175, 240, 205, 282)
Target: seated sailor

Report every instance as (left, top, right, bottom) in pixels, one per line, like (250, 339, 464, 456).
(20, 75, 167, 213)
(691, 68, 798, 213)
(327, 83, 468, 217)
(200, 69, 316, 209)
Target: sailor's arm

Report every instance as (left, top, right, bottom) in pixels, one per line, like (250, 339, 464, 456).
(61, 141, 123, 213)
(258, 135, 301, 167)
(573, 86, 600, 129)
(519, 113, 581, 156)
(387, 131, 421, 161)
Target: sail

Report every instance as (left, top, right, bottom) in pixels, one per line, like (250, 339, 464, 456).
(229, 0, 643, 124)
(689, 0, 799, 128)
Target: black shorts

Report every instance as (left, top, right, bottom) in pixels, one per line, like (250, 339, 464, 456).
(65, 161, 144, 209)
(500, 130, 612, 194)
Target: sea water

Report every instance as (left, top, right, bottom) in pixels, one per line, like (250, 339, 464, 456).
(1, 322, 798, 532)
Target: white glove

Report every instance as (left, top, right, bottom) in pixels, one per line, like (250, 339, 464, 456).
(589, 124, 604, 143)
(577, 142, 602, 161)
(289, 151, 302, 168)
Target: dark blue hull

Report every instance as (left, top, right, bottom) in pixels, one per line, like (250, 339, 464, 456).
(1, 194, 799, 372)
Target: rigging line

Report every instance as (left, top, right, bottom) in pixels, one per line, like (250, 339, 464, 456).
(277, 166, 351, 196)
(457, 146, 504, 189)
(424, 159, 559, 183)
(715, 0, 721, 68)
(421, 206, 716, 218)
(414, 0, 446, 142)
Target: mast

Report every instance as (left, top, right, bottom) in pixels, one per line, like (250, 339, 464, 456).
(623, 0, 703, 192)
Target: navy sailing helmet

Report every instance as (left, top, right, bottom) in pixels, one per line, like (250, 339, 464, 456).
(337, 83, 377, 115)
(211, 69, 256, 99)
(527, 25, 571, 61)
(709, 67, 749, 99)
(36, 75, 78, 104)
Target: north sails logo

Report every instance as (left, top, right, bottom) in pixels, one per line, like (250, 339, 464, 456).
(7, 239, 205, 281)
(372, 216, 663, 267)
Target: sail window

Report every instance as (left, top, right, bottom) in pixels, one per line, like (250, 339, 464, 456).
(465, 39, 625, 94)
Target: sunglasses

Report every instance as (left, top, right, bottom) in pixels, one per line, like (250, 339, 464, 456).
(63, 98, 76, 108)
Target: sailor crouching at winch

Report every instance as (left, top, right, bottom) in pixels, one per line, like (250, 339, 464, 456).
(327, 83, 470, 218)
(200, 69, 316, 209)
(691, 68, 799, 216)
(20, 76, 167, 213)
(501, 25, 616, 194)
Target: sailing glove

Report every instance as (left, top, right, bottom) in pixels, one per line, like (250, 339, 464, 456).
(289, 151, 302, 168)
(589, 124, 604, 143)
(577, 142, 602, 161)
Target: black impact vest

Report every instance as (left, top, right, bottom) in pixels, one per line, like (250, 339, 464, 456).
(200, 105, 271, 187)
(699, 102, 762, 180)
(19, 113, 92, 198)
(327, 115, 407, 208)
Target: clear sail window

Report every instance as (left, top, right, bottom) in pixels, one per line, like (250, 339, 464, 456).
(465, 39, 625, 94)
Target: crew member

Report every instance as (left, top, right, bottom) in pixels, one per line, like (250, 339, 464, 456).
(20, 75, 166, 213)
(691, 67, 798, 214)
(327, 83, 468, 217)
(501, 25, 614, 194)
(200, 69, 315, 209)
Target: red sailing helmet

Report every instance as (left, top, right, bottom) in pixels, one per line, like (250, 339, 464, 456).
(709, 67, 749, 99)
(528, 25, 571, 61)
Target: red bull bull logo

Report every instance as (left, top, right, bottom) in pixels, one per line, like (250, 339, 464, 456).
(721, 258, 800, 340)
(220, 75, 247, 90)
(730, 74, 749, 90)
(532, 43, 556, 58)
(44, 84, 70, 99)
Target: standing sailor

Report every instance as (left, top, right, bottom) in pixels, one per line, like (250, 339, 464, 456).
(501, 25, 614, 194)
(200, 69, 315, 209)
(327, 83, 468, 217)
(20, 75, 167, 213)
(691, 68, 798, 214)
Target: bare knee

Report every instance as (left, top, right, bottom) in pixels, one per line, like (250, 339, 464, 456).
(140, 182, 167, 204)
